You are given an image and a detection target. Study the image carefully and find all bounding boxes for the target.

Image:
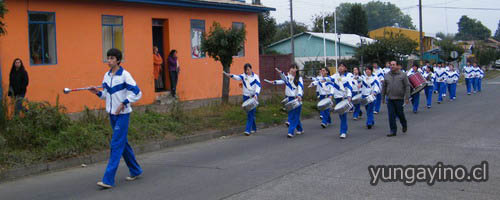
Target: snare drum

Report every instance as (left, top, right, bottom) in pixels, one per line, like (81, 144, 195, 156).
(317, 98, 333, 111)
(351, 93, 363, 105)
(333, 99, 353, 114)
(408, 73, 427, 95)
(242, 98, 259, 112)
(284, 98, 301, 112)
(361, 94, 376, 106)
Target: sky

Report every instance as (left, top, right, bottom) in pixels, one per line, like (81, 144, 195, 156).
(254, 0, 500, 36)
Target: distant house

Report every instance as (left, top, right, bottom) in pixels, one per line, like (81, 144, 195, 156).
(0, 0, 274, 113)
(266, 32, 374, 69)
(368, 26, 436, 52)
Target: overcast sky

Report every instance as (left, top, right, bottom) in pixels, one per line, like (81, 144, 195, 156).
(255, 0, 499, 36)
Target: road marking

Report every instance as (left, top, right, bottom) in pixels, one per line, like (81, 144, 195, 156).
(487, 82, 500, 85)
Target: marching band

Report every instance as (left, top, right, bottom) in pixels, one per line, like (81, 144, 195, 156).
(234, 61, 485, 140)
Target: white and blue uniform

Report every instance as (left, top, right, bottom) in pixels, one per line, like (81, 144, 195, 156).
(360, 74, 380, 126)
(472, 66, 482, 93)
(96, 66, 143, 186)
(477, 67, 484, 92)
(373, 67, 384, 113)
(446, 69, 459, 100)
(229, 73, 261, 134)
(318, 72, 353, 135)
(311, 77, 334, 126)
(272, 73, 304, 136)
(422, 71, 434, 108)
(463, 65, 474, 94)
(351, 74, 362, 119)
(407, 68, 423, 112)
(434, 66, 448, 102)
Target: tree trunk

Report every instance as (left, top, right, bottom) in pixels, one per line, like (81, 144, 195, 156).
(221, 63, 230, 103)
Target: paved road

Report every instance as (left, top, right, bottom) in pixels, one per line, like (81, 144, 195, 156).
(1, 78, 499, 200)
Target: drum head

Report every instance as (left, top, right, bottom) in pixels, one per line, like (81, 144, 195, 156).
(334, 100, 348, 109)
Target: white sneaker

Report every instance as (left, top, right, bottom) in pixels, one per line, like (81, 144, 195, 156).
(125, 176, 139, 181)
(339, 133, 347, 139)
(296, 131, 304, 135)
(321, 123, 326, 128)
(353, 117, 358, 120)
(374, 111, 379, 114)
(97, 181, 112, 188)
(244, 132, 251, 136)
(287, 133, 294, 138)
(285, 122, 290, 127)
(251, 130, 256, 134)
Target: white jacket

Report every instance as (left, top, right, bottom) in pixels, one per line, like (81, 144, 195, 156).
(373, 68, 385, 81)
(434, 67, 448, 83)
(311, 78, 334, 97)
(406, 68, 423, 76)
(472, 67, 482, 78)
(230, 73, 261, 97)
(463, 65, 474, 79)
(447, 70, 459, 84)
(351, 74, 361, 92)
(422, 71, 434, 85)
(360, 75, 380, 96)
(97, 67, 142, 115)
(273, 73, 304, 97)
(317, 72, 353, 99)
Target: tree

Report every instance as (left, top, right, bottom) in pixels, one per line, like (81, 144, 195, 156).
(311, 13, 335, 33)
(201, 22, 246, 103)
(272, 21, 308, 43)
(363, 1, 415, 31)
(258, 12, 277, 54)
(435, 38, 464, 62)
(494, 20, 500, 41)
(455, 15, 491, 41)
(473, 41, 499, 67)
(342, 4, 368, 36)
(355, 33, 418, 64)
(0, 1, 7, 35)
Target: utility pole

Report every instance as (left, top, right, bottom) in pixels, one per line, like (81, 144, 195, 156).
(419, 0, 424, 65)
(289, 0, 295, 63)
(323, 16, 327, 67)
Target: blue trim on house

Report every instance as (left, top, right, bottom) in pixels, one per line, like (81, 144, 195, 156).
(113, 0, 275, 13)
(28, 11, 58, 66)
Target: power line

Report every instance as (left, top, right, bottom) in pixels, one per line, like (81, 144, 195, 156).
(422, 6, 500, 10)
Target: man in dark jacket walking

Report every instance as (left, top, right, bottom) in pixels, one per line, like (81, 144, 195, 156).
(9, 58, 29, 115)
(382, 61, 410, 137)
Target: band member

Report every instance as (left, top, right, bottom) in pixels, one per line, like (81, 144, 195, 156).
(351, 67, 363, 120)
(372, 63, 384, 114)
(90, 48, 143, 188)
(265, 64, 304, 138)
(422, 61, 431, 72)
(432, 63, 439, 93)
(463, 62, 474, 95)
(361, 66, 380, 129)
(224, 63, 261, 136)
(407, 64, 423, 113)
(478, 66, 484, 92)
(434, 63, 447, 104)
(317, 63, 353, 139)
(472, 63, 481, 93)
(309, 67, 333, 128)
(446, 65, 459, 101)
(382, 61, 410, 137)
(422, 66, 434, 108)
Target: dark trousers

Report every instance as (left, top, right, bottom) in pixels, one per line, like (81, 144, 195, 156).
(169, 71, 178, 96)
(14, 94, 26, 115)
(387, 99, 407, 134)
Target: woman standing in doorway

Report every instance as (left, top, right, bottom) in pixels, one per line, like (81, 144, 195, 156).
(153, 46, 163, 92)
(8, 58, 29, 115)
(167, 50, 180, 98)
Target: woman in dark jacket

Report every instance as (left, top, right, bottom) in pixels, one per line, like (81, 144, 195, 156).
(9, 58, 29, 115)
(167, 50, 180, 98)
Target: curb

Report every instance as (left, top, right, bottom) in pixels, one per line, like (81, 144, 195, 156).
(0, 121, 284, 182)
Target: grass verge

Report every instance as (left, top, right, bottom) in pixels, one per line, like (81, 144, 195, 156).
(0, 93, 318, 172)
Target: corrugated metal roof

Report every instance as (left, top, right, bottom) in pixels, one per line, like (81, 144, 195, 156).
(113, 0, 275, 12)
(268, 32, 375, 48)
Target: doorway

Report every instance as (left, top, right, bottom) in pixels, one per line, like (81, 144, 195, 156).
(152, 19, 170, 92)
